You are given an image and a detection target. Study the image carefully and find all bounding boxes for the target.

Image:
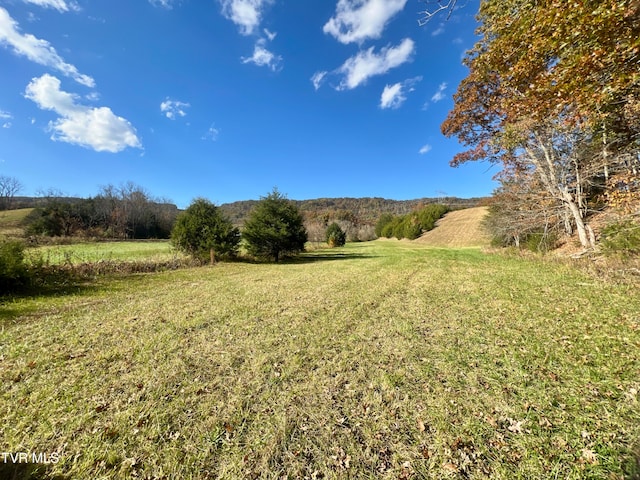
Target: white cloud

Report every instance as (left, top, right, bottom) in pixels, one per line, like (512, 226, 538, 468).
(0, 7, 94, 87)
(160, 98, 190, 120)
(148, 0, 176, 8)
(431, 22, 445, 36)
(380, 82, 403, 109)
(431, 82, 447, 102)
(241, 38, 281, 71)
(419, 144, 432, 154)
(22, 0, 79, 12)
(263, 28, 276, 41)
(202, 124, 220, 141)
(0, 109, 12, 129)
(25, 74, 141, 153)
(335, 38, 414, 90)
(323, 0, 407, 44)
(379, 76, 421, 109)
(311, 71, 327, 90)
(220, 0, 273, 35)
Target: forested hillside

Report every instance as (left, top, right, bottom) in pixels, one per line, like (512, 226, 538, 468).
(220, 196, 485, 227)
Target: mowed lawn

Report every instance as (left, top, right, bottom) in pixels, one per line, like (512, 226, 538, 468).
(1, 241, 639, 479)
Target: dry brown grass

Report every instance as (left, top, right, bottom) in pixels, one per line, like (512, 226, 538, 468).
(415, 207, 490, 248)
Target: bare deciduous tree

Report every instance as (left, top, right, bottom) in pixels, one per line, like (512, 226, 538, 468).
(0, 175, 23, 211)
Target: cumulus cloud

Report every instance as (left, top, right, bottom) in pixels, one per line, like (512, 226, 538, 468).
(379, 76, 421, 109)
(380, 83, 403, 109)
(323, 0, 407, 44)
(0, 7, 94, 87)
(160, 98, 190, 119)
(220, 0, 273, 35)
(22, 0, 79, 12)
(241, 38, 281, 71)
(335, 38, 414, 90)
(25, 74, 141, 153)
(419, 144, 432, 154)
(431, 82, 447, 102)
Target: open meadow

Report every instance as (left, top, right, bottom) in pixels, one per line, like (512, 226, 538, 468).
(1, 240, 639, 479)
(26, 241, 184, 265)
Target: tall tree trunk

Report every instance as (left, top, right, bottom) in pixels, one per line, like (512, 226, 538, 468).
(562, 190, 593, 249)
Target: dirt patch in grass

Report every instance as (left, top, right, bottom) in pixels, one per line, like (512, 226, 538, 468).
(416, 206, 490, 248)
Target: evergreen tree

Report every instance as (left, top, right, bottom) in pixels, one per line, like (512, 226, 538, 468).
(171, 198, 239, 263)
(242, 188, 307, 262)
(325, 222, 346, 247)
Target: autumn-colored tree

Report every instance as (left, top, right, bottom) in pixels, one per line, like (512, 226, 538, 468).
(442, 0, 640, 249)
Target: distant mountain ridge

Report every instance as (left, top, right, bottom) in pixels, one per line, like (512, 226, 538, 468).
(220, 196, 488, 226)
(7, 195, 489, 228)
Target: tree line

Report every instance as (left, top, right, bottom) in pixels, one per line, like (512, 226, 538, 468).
(375, 204, 449, 240)
(24, 183, 178, 239)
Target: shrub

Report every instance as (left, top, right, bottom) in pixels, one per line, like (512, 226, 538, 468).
(0, 239, 29, 291)
(375, 213, 394, 238)
(601, 220, 640, 256)
(325, 222, 346, 247)
(523, 231, 557, 253)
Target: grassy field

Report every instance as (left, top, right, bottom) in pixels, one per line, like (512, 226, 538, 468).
(0, 208, 32, 237)
(1, 241, 639, 479)
(416, 207, 490, 248)
(27, 241, 184, 265)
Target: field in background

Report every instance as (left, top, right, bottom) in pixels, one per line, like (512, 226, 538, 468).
(27, 241, 183, 265)
(0, 208, 32, 237)
(416, 206, 491, 248)
(1, 241, 639, 479)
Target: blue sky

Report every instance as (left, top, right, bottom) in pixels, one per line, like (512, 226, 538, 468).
(0, 0, 495, 208)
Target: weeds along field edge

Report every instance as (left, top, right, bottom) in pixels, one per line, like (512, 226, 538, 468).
(1, 240, 639, 479)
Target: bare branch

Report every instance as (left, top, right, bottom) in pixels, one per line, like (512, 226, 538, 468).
(418, 0, 462, 26)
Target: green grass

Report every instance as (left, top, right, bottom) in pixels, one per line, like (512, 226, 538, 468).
(26, 241, 184, 265)
(0, 208, 32, 237)
(1, 241, 639, 479)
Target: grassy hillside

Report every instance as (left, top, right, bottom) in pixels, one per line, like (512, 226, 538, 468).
(1, 242, 639, 479)
(221, 196, 486, 226)
(417, 207, 491, 248)
(0, 208, 32, 237)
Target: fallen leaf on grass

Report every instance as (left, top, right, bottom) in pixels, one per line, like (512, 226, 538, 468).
(442, 462, 459, 474)
(580, 448, 598, 465)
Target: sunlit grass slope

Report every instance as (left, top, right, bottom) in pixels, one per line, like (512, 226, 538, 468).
(0, 208, 32, 237)
(1, 241, 639, 479)
(28, 241, 183, 265)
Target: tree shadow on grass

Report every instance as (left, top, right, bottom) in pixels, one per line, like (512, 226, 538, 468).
(281, 250, 378, 264)
(0, 462, 68, 480)
(0, 283, 98, 325)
